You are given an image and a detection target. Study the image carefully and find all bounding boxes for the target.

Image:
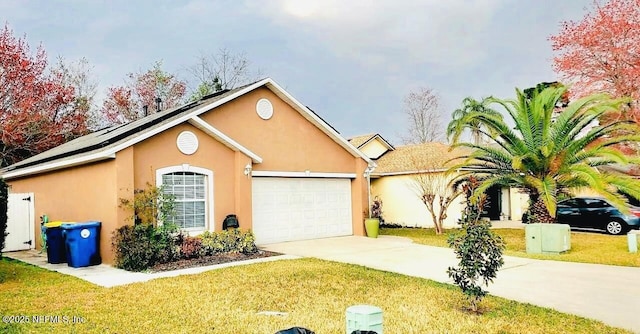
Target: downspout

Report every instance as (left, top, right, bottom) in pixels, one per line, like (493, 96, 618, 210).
(364, 163, 377, 218)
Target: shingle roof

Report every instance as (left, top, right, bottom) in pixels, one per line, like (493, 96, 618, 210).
(373, 142, 471, 174)
(348, 134, 377, 148)
(3, 85, 247, 173)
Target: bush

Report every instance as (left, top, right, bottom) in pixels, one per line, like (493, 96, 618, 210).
(111, 223, 180, 272)
(112, 224, 155, 271)
(200, 229, 258, 255)
(0, 178, 7, 259)
(153, 223, 181, 264)
(180, 236, 204, 259)
(447, 177, 505, 313)
(119, 183, 175, 226)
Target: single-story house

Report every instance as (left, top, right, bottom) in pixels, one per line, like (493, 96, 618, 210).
(2, 78, 372, 263)
(349, 134, 529, 228)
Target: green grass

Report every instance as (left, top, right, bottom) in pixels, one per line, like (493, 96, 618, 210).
(0, 257, 631, 333)
(382, 227, 640, 267)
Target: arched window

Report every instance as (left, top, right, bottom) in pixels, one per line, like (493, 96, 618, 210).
(156, 165, 214, 232)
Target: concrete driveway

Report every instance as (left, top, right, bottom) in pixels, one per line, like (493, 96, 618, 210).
(263, 236, 640, 333)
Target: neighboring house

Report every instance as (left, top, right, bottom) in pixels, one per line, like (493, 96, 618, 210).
(2, 78, 372, 263)
(349, 134, 528, 228)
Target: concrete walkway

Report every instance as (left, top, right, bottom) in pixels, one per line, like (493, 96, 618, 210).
(263, 236, 640, 334)
(5, 250, 297, 287)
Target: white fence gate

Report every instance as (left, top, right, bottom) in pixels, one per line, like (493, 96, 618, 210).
(3, 193, 35, 252)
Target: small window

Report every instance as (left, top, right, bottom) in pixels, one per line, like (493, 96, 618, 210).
(161, 172, 206, 230)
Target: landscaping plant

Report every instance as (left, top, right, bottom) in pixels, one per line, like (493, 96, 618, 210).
(119, 182, 175, 226)
(113, 183, 180, 271)
(180, 235, 204, 259)
(199, 229, 258, 255)
(111, 222, 181, 271)
(447, 85, 640, 224)
(447, 177, 505, 312)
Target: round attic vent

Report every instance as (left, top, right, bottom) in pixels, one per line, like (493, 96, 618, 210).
(177, 131, 199, 155)
(256, 98, 274, 120)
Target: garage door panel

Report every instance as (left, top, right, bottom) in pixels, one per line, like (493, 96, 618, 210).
(252, 177, 353, 244)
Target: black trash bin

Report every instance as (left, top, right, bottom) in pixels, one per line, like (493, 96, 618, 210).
(44, 221, 66, 264)
(61, 221, 101, 268)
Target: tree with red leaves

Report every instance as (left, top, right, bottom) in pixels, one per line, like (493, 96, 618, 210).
(101, 61, 186, 125)
(550, 0, 640, 124)
(0, 25, 88, 167)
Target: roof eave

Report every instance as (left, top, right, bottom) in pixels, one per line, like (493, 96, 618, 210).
(1, 152, 116, 180)
(188, 116, 263, 163)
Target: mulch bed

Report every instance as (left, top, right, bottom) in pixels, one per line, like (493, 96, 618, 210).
(149, 250, 282, 272)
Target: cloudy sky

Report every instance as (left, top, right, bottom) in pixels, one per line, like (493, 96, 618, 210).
(1, 0, 592, 144)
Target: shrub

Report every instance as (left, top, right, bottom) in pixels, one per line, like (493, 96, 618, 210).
(371, 196, 383, 222)
(200, 229, 258, 255)
(447, 177, 505, 313)
(0, 178, 7, 259)
(119, 183, 175, 226)
(112, 224, 155, 271)
(111, 223, 181, 271)
(153, 223, 181, 264)
(180, 236, 204, 259)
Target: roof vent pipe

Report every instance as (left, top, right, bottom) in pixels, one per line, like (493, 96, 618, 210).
(142, 105, 148, 116)
(155, 97, 162, 112)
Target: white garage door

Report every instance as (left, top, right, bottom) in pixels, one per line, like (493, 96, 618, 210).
(252, 177, 353, 244)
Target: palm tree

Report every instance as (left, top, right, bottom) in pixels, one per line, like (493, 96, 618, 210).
(448, 97, 499, 145)
(447, 86, 640, 224)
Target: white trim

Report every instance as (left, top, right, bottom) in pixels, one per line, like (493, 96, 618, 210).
(372, 169, 449, 177)
(187, 116, 263, 163)
(156, 165, 215, 233)
(251, 171, 356, 178)
(359, 134, 395, 151)
(2, 153, 116, 180)
(102, 80, 270, 159)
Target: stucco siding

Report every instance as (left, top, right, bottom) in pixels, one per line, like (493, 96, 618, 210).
(372, 175, 464, 228)
(200, 87, 356, 173)
(360, 139, 388, 159)
(132, 123, 243, 232)
(7, 160, 119, 263)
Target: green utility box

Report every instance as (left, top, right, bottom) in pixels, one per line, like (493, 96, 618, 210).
(628, 231, 639, 253)
(526, 223, 571, 254)
(346, 304, 383, 334)
(525, 224, 542, 253)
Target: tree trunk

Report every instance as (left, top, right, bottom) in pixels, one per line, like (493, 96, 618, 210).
(529, 195, 555, 224)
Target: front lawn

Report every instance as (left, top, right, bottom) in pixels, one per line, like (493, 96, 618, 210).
(0, 257, 630, 333)
(382, 227, 640, 267)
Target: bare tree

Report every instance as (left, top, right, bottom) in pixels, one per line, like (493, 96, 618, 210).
(400, 87, 444, 144)
(52, 57, 100, 129)
(408, 151, 462, 234)
(186, 48, 261, 101)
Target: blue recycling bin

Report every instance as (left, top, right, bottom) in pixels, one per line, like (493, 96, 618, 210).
(61, 222, 102, 268)
(43, 221, 66, 264)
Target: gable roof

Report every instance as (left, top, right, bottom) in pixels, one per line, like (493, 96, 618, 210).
(348, 134, 376, 148)
(372, 142, 471, 175)
(348, 133, 395, 151)
(2, 78, 371, 180)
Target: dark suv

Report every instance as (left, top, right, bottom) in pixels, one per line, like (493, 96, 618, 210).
(556, 197, 640, 235)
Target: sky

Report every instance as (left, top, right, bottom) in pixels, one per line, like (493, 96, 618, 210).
(0, 0, 594, 144)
